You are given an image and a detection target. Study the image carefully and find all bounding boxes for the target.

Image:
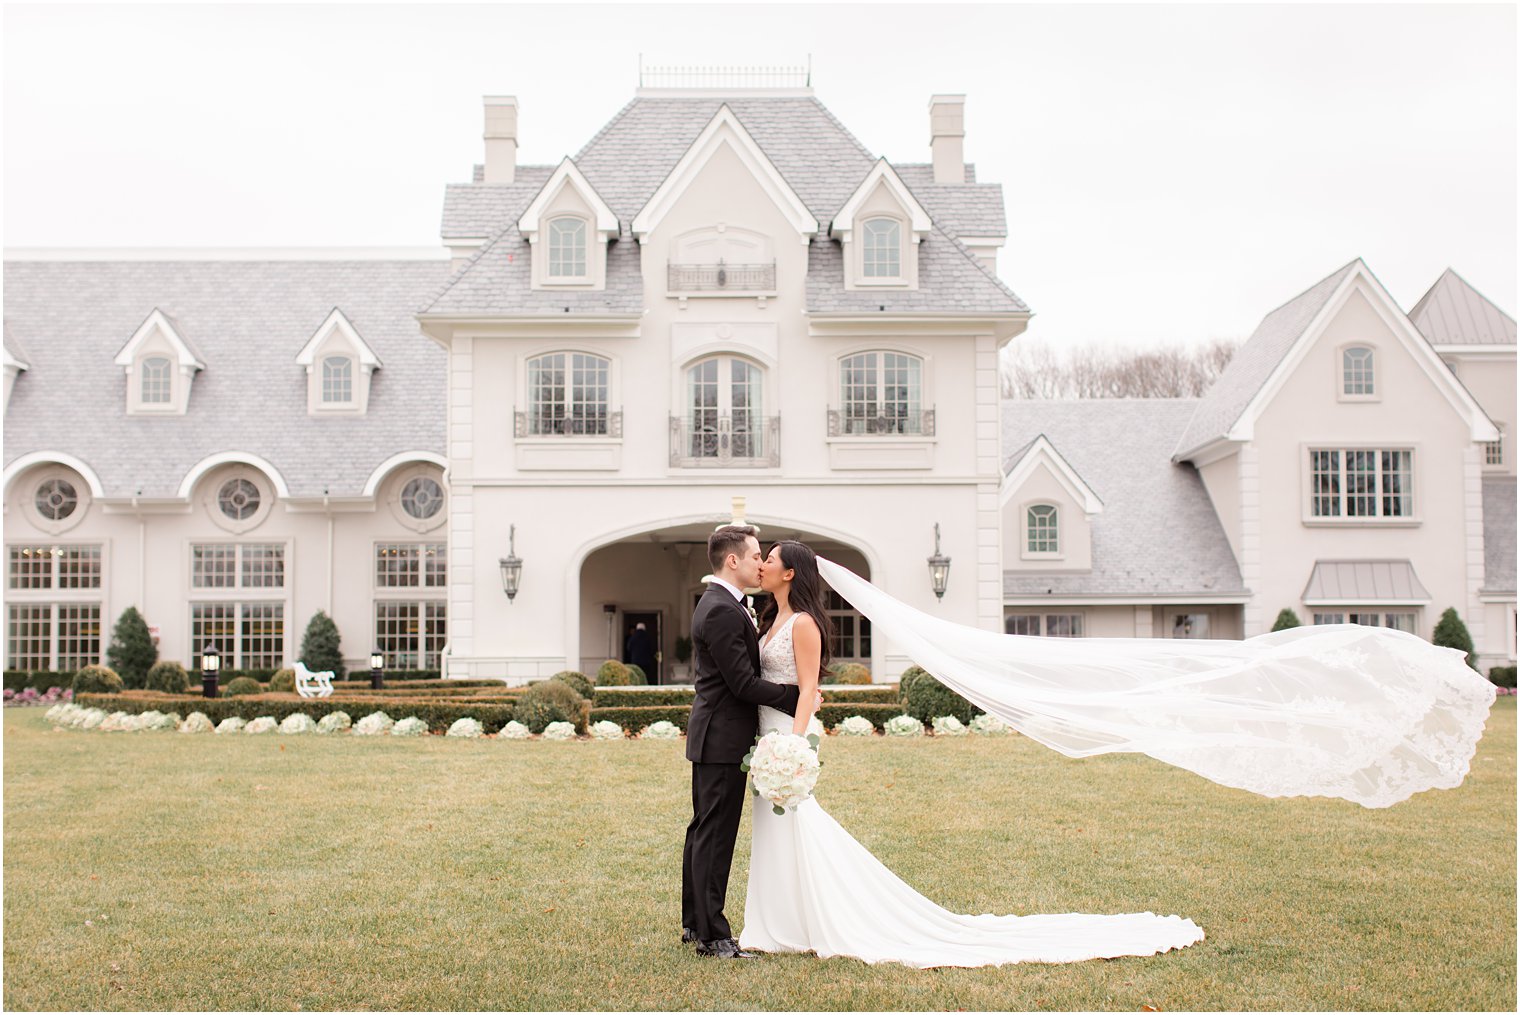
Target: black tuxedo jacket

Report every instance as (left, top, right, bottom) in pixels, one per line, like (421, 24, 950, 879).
(685, 583, 800, 764)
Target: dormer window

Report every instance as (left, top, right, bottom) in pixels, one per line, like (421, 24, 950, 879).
(862, 219, 901, 278)
(322, 356, 354, 404)
(114, 308, 204, 416)
(140, 356, 173, 404)
(1026, 504, 1060, 555)
(296, 309, 381, 416)
(547, 218, 588, 279)
(1340, 345, 1376, 399)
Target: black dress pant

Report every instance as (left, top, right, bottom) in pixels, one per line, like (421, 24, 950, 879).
(681, 761, 748, 943)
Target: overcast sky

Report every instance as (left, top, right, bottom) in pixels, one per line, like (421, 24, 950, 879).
(4, 2, 1515, 350)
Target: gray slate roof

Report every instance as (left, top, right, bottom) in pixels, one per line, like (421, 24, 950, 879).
(425, 95, 1026, 317)
(1407, 268, 1517, 347)
(3, 258, 449, 498)
(1173, 260, 1358, 460)
(893, 164, 1007, 239)
(1482, 476, 1516, 595)
(439, 165, 555, 238)
(1002, 399, 1247, 599)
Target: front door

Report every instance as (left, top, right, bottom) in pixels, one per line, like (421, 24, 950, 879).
(621, 611, 662, 683)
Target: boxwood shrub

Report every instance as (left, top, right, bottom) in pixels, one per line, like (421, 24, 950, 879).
(552, 671, 595, 700)
(5, 669, 80, 692)
(1490, 665, 1517, 688)
(898, 666, 975, 724)
(513, 680, 589, 734)
(145, 661, 190, 694)
(590, 705, 691, 732)
(73, 692, 517, 734)
(593, 687, 696, 708)
(72, 664, 124, 695)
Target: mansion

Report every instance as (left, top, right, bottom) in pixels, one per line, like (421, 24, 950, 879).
(4, 78, 1515, 680)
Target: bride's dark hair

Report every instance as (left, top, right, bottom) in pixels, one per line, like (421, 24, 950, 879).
(757, 540, 835, 673)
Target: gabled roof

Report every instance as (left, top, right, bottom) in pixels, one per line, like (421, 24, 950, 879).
(1173, 259, 1498, 460)
(112, 308, 207, 371)
(4, 257, 448, 498)
(1003, 399, 1246, 599)
(517, 157, 620, 240)
(830, 158, 932, 241)
(1001, 433, 1104, 514)
(1408, 268, 1517, 347)
(295, 308, 383, 369)
(440, 165, 555, 240)
(1482, 476, 1516, 596)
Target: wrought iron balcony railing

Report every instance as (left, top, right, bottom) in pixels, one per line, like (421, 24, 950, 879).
(514, 410, 624, 438)
(826, 408, 936, 437)
(667, 260, 776, 293)
(670, 414, 780, 467)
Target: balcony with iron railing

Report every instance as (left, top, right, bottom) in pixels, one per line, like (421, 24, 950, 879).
(666, 260, 777, 294)
(514, 410, 624, 438)
(669, 414, 780, 468)
(826, 408, 936, 437)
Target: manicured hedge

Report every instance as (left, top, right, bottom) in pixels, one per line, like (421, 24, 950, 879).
(4, 670, 79, 692)
(817, 703, 909, 730)
(823, 686, 899, 705)
(589, 685, 901, 709)
(1490, 665, 1517, 689)
(590, 705, 692, 732)
(74, 692, 517, 734)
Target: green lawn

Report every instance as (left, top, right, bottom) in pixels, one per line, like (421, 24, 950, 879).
(4, 700, 1514, 1011)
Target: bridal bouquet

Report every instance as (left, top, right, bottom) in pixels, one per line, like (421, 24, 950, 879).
(742, 731, 821, 815)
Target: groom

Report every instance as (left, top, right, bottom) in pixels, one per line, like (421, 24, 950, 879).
(681, 525, 807, 959)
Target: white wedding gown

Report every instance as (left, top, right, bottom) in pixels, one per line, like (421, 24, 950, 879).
(738, 613, 1205, 968)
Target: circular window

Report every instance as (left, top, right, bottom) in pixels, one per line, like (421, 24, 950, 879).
(35, 479, 78, 521)
(217, 478, 261, 520)
(401, 477, 443, 520)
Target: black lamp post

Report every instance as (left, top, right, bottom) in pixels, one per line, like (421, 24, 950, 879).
(370, 650, 385, 690)
(200, 645, 221, 698)
(927, 523, 951, 601)
(499, 523, 523, 603)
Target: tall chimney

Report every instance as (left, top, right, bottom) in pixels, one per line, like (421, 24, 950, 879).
(929, 94, 966, 184)
(483, 95, 518, 184)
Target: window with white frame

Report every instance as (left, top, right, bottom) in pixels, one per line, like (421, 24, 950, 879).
(374, 601, 447, 669)
(861, 218, 901, 278)
(321, 356, 353, 404)
(1313, 611, 1416, 632)
(190, 602, 284, 669)
(400, 477, 444, 520)
(1342, 346, 1375, 396)
(1309, 448, 1413, 518)
(1484, 426, 1504, 468)
(141, 356, 173, 404)
(547, 217, 588, 278)
(34, 479, 79, 522)
(1171, 613, 1210, 638)
(375, 543, 447, 588)
(1026, 504, 1059, 554)
(6, 602, 102, 671)
(217, 478, 261, 521)
(1004, 613, 1084, 637)
(526, 352, 610, 435)
(191, 543, 284, 589)
(824, 590, 871, 662)
(685, 356, 765, 460)
(838, 351, 924, 435)
(8, 544, 102, 590)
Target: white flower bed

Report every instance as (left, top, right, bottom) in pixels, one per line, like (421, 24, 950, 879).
(214, 717, 246, 734)
(446, 717, 484, 738)
(833, 715, 875, 736)
(640, 720, 681, 740)
(391, 717, 428, 736)
(99, 711, 133, 732)
(496, 720, 531, 740)
(353, 711, 394, 736)
(540, 721, 577, 740)
(179, 712, 214, 734)
(883, 714, 925, 737)
(278, 713, 316, 735)
(243, 716, 278, 735)
(932, 716, 969, 737)
(969, 713, 1011, 736)
(590, 719, 625, 740)
(316, 711, 351, 734)
(44, 703, 69, 723)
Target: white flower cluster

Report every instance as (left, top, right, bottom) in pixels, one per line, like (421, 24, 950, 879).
(745, 731, 820, 814)
(640, 720, 682, 740)
(541, 721, 577, 740)
(353, 711, 395, 736)
(215, 717, 246, 734)
(316, 711, 352, 734)
(932, 716, 969, 737)
(590, 720, 625, 740)
(446, 718, 484, 738)
(883, 714, 925, 737)
(391, 717, 428, 737)
(279, 714, 316, 735)
(178, 712, 215, 734)
(969, 713, 1011, 736)
(244, 717, 278, 735)
(833, 715, 875, 736)
(496, 720, 531, 740)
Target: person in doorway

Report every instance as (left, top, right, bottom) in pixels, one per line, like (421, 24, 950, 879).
(625, 622, 657, 678)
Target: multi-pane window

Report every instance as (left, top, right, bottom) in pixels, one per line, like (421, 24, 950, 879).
(8, 544, 102, 590)
(190, 602, 284, 669)
(1309, 448, 1413, 518)
(839, 352, 923, 435)
(547, 217, 587, 278)
(1171, 613, 1210, 638)
(217, 478, 261, 521)
(1026, 504, 1059, 553)
(686, 356, 764, 459)
(824, 590, 871, 662)
(34, 479, 78, 521)
(861, 218, 901, 277)
(375, 601, 447, 669)
(1314, 611, 1416, 633)
(5, 603, 101, 670)
(527, 352, 609, 435)
(321, 356, 353, 403)
(141, 356, 172, 404)
(375, 543, 447, 588)
(401, 477, 444, 519)
(192, 543, 284, 589)
(1342, 346, 1375, 396)
(1485, 427, 1504, 467)
(1004, 613, 1084, 637)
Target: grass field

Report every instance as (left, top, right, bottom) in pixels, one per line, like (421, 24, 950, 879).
(3, 700, 1514, 1011)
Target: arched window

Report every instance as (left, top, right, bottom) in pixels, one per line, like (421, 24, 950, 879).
(1026, 504, 1059, 554)
(547, 217, 587, 278)
(1343, 346, 1375, 396)
(217, 478, 261, 521)
(527, 352, 609, 435)
(838, 351, 923, 434)
(862, 218, 901, 278)
(321, 356, 353, 404)
(140, 356, 172, 404)
(685, 356, 764, 461)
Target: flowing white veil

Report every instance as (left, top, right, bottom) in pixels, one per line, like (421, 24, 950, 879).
(816, 557, 1496, 808)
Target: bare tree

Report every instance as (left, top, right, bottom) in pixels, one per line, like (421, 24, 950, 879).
(1001, 338, 1238, 399)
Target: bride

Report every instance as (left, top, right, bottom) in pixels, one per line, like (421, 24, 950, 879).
(738, 539, 1206, 967)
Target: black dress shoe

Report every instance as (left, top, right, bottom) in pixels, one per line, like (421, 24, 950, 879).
(680, 927, 698, 944)
(695, 937, 758, 959)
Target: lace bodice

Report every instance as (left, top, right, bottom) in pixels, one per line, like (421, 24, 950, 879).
(759, 613, 800, 685)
